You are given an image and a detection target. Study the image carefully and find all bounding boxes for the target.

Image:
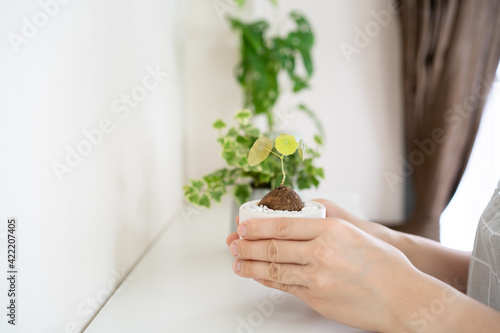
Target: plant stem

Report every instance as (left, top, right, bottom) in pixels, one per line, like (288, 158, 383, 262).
(267, 111, 274, 134)
(269, 150, 286, 186)
(280, 155, 285, 186)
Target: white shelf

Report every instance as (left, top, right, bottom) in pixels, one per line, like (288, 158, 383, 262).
(85, 201, 371, 333)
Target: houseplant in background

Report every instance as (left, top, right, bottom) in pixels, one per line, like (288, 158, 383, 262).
(183, 1, 325, 216)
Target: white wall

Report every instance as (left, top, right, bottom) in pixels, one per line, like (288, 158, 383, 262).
(0, 0, 183, 332)
(184, 0, 404, 222)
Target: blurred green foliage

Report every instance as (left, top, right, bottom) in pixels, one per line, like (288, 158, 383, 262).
(230, 11, 314, 132)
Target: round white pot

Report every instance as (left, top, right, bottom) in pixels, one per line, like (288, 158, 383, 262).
(239, 200, 326, 224)
(230, 188, 271, 234)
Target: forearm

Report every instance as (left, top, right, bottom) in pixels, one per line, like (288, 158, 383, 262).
(388, 271, 500, 333)
(390, 231, 470, 292)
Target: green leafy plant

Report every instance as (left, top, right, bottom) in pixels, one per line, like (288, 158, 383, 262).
(183, 110, 324, 207)
(229, 11, 315, 133)
(183, 2, 325, 209)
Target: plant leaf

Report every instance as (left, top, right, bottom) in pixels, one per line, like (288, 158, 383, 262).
(222, 150, 236, 165)
(315, 167, 325, 179)
(212, 119, 226, 130)
(209, 189, 225, 203)
(275, 134, 298, 156)
(236, 156, 248, 167)
(191, 179, 204, 190)
(234, 109, 253, 123)
(183, 185, 196, 196)
(248, 137, 273, 166)
(199, 194, 211, 208)
(314, 134, 323, 146)
(298, 139, 306, 160)
(187, 193, 200, 205)
(233, 184, 252, 205)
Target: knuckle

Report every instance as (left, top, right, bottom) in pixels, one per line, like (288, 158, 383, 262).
(266, 239, 279, 262)
(313, 238, 336, 261)
(275, 218, 292, 238)
(301, 249, 317, 270)
(279, 283, 290, 292)
(267, 262, 282, 280)
(238, 241, 249, 258)
(309, 273, 329, 290)
(322, 218, 345, 235)
(239, 261, 251, 276)
(287, 267, 304, 285)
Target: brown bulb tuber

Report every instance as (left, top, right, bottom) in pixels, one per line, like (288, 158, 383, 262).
(258, 186, 304, 211)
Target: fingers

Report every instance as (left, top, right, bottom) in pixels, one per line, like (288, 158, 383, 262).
(233, 259, 307, 286)
(254, 278, 307, 298)
(238, 217, 325, 241)
(312, 198, 351, 219)
(312, 198, 366, 229)
(226, 216, 241, 247)
(226, 232, 239, 247)
(229, 239, 310, 264)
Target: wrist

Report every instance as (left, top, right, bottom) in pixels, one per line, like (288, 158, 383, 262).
(386, 228, 414, 260)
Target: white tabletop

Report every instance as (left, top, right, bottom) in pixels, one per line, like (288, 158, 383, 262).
(85, 200, 371, 333)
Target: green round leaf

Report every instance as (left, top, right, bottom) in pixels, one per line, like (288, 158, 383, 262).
(298, 139, 306, 160)
(275, 134, 298, 156)
(248, 137, 273, 166)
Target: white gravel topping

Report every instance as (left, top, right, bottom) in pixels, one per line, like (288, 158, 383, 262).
(244, 201, 320, 214)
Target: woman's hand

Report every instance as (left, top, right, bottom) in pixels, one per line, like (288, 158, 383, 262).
(227, 215, 426, 332)
(312, 198, 397, 245)
(226, 200, 497, 332)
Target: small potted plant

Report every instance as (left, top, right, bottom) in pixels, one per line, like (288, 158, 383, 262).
(183, 110, 324, 209)
(183, 4, 325, 224)
(239, 134, 326, 223)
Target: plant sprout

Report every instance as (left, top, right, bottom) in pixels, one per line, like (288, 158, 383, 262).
(248, 134, 306, 187)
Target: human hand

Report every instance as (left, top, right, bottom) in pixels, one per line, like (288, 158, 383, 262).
(227, 216, 425, 332)
(226, 216, 240, 247)
(312, 198, 396, 245)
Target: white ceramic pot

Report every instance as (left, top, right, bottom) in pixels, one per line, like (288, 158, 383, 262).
(230, 188, 271, 234)
(239, 200, 326, 224)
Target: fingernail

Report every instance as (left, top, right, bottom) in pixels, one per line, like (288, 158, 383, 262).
(233, 260, 241, 272)
(230, 243, 238, 256)
(237, 225, 247, 237)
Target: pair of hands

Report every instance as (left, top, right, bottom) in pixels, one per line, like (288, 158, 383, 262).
(226, 199, 423, 332)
